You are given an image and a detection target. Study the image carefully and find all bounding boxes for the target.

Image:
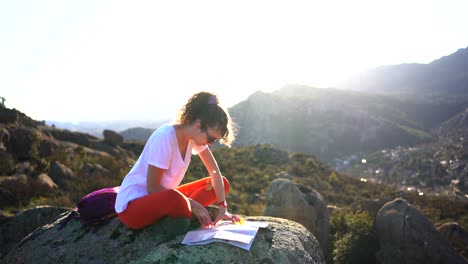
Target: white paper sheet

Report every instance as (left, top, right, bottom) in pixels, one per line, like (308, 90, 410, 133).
(181, 220, 269, 250)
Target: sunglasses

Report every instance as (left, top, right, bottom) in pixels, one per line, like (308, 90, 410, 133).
(205, 130, 220, 144)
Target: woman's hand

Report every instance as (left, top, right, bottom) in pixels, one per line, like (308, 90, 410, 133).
(189, 199, 213, 228)
(213, 206, 241, 225)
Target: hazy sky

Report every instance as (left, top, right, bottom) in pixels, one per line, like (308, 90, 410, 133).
(1, 0, 467, 122)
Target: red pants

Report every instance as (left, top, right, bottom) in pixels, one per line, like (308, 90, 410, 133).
(118, 176, 230, 229)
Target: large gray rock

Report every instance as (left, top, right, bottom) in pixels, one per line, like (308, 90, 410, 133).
(48, 161, 75, 188)
(2, 215, 325, 264)
(263, 178, 329, 256)
(376, 198, 467, 264)
(437, 222, 468, 259)
(33, 174, 58, 193)
(0, 206, 70, 258)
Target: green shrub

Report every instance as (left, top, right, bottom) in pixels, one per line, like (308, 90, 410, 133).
(330, 210, 378, 264)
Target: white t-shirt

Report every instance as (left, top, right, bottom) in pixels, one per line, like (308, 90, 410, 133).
(115, 124, 208, 213)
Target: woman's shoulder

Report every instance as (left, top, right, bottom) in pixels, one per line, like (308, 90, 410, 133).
(156, 123, 174, 132)
(150, 124, 173, 135)
(148, 124, 175, 142)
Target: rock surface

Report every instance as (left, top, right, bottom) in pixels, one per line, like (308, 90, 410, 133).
(33, 173, 59, 193)
(376, 198, 467, 264)
(2, 214, 325, 264)
(0, 206, 70, 258)
(78, 163, 112, 178)
(264, 178, 329, 256)
(437, 222, 468, 259)
(48, 161, 75, 188)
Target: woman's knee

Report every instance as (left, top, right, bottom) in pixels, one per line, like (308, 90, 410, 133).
(166, 189, 192, 218)
(167, 189, 190, 206)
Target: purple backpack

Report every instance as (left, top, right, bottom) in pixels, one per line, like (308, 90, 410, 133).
(76, 186, 120, 226)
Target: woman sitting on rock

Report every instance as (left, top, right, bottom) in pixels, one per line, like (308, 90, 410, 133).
(115, 91, 240, 229)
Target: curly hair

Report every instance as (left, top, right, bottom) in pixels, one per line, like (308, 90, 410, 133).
(176, 92, 237, 146)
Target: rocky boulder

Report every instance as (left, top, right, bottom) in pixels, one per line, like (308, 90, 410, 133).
(48, 161, 75, 188)
(78, 163, 112, 178)
(2, 215, 325, 264)
(44, 127, 97, 147)
(376, 198, 466, 264)
(9, 127, 42, 161)
(0, 174, 30, 207)
(0, 173, 59, 209)
(0, 206, 70, 258)
(436, 222, 468, 259)
(38, 138, 60, 157)
(33, 174, 58, 193)
(263, 178, 329, 256)
(103, 129, 124, 146)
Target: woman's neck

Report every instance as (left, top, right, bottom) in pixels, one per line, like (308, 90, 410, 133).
(174, 124, 191, 145)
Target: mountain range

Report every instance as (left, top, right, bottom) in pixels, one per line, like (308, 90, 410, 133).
(118, 47, 468, 161)
(227, 47, 468, 195)
(46, 120, 167, 139)
(229, 86, 466, 161)
(338, 46, 468, 98)
(229, 48, 468, 156)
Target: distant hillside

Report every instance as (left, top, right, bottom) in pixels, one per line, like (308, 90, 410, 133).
(439, 107, 468, 139)
(337, 103, 468, 199)
(0, 107, 136, 211)
(46, 120, 167, 139)
(339, 46, 468, 98)
(228, 86, 467, 161)
(119, 127, 156, 142)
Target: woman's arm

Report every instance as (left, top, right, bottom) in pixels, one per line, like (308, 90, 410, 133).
(146, 165, 168, 194)
(198, 148, 240, 224)
(198, 148, 225, 204)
